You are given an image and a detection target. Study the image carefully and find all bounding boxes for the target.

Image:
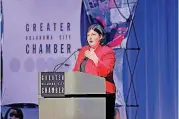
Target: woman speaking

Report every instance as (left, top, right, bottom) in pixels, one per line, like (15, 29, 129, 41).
(73, 24, 116, 119)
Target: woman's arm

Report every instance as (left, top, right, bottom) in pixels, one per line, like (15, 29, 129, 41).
(96, 50, 116, 77)
(73, 46, 89, 71)
(73, 52, 80, 71)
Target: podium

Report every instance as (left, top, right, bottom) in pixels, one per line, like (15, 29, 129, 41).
(38, 72, 106, 119)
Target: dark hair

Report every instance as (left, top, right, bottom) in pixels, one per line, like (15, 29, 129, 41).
(87, 24, 106, 46)
(4, 107, 24, 119)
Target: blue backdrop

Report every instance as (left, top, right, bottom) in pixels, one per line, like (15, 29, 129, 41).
(122, 0, 178, 118)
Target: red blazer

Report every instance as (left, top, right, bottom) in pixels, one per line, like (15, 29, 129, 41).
(73, 45, 116, 93)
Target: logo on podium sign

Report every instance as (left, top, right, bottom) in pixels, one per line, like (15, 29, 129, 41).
(40, 72, 65, 97)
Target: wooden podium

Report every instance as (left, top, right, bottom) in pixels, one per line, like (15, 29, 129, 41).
(38, 72, 106, 119)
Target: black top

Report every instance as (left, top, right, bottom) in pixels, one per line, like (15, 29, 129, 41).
(79, 57, 88, 72)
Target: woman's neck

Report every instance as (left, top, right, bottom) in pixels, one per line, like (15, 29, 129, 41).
(90, 44, 100, 50)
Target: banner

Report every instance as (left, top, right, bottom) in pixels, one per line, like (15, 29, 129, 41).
(113, 48, 126, 119)
(83, 0, 137, 48)
(82, 1, 138, 118)
(2, 0, 82, 105)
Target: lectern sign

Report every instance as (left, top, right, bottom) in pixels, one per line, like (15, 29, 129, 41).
(40, 72, 65, 97)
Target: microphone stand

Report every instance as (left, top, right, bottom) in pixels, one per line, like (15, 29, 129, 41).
(53, 48, 80, 72)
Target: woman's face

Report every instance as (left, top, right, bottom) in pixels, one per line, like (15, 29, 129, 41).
(87, 29, 102, 48)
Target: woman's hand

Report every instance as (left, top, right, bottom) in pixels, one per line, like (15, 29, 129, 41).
(85, 48, 99, 65)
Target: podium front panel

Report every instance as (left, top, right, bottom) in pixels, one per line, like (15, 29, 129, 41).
(39, 98, 106, 119)
(64, 72, 105, 94)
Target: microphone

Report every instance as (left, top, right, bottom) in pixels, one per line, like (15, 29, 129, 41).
(53, 48, 81, 72)
(83, 57, 88, 61)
